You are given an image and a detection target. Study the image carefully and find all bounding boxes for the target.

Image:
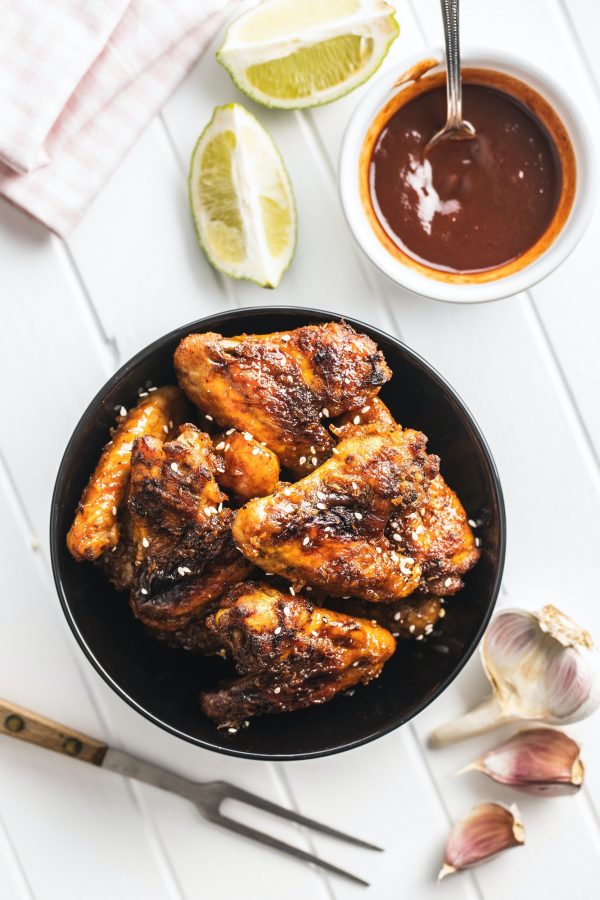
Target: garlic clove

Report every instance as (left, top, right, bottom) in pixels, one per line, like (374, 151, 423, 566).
(461, 728, 584, 796)
(439, 802, 525, 879)
(430, 605, 600, 746)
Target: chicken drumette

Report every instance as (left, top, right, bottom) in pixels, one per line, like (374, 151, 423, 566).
(174, 321, 391, 475)
(127, 424, 253, 650)
(396, 474, 480, 596)
(233, 424, 440, 602)
(200, 582, 396, 728)
(336, 398, 480, 598)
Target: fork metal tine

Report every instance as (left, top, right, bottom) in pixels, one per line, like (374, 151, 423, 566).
(204, 811, 370, 887)
(223, 783, 383, 851)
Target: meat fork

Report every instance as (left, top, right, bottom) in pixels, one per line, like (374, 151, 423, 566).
(0, 699, 380, 886)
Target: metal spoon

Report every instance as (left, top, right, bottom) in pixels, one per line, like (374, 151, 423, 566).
(427, 0, 475, 149)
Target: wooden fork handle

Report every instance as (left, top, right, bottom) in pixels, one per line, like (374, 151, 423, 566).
(0, 698, 107, 765)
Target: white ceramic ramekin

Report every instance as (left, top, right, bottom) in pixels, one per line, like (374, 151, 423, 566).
(339, 48, 597, 303)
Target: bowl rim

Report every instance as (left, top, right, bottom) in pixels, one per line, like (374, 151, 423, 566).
(50, 306, 506, 760)
(339, 46, 598, 303)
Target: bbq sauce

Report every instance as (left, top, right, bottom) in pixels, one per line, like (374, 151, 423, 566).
(369, 82, 563, 273)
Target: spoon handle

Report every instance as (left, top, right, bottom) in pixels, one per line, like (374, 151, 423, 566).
(439, 0, 464, 129)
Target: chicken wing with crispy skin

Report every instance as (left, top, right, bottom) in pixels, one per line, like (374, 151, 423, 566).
(127, 424, 253, 650)
(67, 386, 188, 562)
(212, 430, 280, 503)
(174, 321, 391, 475)
(337, 398, 480, 598)
(396, 474, 480, 596)
(200, 582, 396, 727)
(233, 424, 439, 602)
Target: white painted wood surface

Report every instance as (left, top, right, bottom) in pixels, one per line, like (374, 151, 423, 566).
(1, 1, 599, 897)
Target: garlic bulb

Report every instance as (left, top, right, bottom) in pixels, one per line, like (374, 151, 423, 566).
(439, 802, 524, 879)
(461, 728, 584, 796)
(431, 605, 600, 746)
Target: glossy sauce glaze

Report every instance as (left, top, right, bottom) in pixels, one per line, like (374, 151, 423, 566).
(369, 83, 563, 273)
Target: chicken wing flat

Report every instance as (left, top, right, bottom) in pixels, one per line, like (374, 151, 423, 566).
(200, 582, 396, 727)
(174, 321, 391, 475)
(396, 473, 480, 596)
(233, 424, 439, 602)
(212, 429, 280, 502)
(336, 398, 480, 598)
(67, 386, 188, 562)
(127, 424, 253, 650)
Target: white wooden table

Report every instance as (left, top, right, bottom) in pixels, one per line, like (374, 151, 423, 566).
(2, 1, 600, 897)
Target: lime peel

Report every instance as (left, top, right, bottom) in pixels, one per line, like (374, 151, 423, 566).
(217, 0, 399, 110)
(189, 103, 296, 288)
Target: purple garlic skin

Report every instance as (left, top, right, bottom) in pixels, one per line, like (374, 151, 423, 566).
(439, 802, 524, 879)
(430, 604, 600, 747)
(463, 728, 584, 797)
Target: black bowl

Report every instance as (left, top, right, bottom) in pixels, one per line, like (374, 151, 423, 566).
(50, 307, 505, 760)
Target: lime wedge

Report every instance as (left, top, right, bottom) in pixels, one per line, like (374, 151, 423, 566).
(217, 0, 399, 109)
(189, 104, 296, 288)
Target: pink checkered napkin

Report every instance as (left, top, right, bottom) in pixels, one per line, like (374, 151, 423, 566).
(0, 0, 238, 236)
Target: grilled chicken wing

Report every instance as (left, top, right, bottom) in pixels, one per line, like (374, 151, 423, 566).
(212, 430, 280, 502)
(200, 582, 396, 727)
(174, 322, 391, 475)
(397, 474, 480, 596)
(127, 424, 253, 650)
(337, 398, 480, 598)
(233, 424, 439, 602)
(67, 386, 188, 562)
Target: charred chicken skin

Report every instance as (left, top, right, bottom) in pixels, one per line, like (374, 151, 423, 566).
(233, 424, 440, 602)
(212, 429, 280, 502)
(67, 386, 188, 562)
(127, 424, 253, 650)
(335, 398, 480, 598)
(200, 582, 396, 727)
(97, 508, 136, 591)
(397, 474, 480, 596)
(174, 322, 391, 475)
